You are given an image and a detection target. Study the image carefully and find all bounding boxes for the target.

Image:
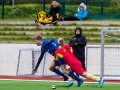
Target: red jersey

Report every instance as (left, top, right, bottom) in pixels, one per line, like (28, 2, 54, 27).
(54, 44, 82, 67)
(54, 44, 85, 75)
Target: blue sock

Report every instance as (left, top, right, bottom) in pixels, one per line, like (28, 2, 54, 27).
(52, 68, 68, 80)
(69, 71, 81, 81)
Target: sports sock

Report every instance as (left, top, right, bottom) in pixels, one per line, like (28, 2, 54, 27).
(86, 73, 100, 81)
(68, 71, 81, 81)
(52, 68, 68, 79)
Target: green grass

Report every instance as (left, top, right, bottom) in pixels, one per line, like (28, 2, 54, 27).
(0, 80, 120, 90)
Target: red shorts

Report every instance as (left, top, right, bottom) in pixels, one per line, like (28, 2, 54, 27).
(71, 63, 85, 75)
(54, 60, 59, 66)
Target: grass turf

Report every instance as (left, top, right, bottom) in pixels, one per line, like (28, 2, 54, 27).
(0, 80, 120, 90)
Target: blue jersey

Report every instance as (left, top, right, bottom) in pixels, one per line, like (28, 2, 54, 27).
(35, 39, 59, 69)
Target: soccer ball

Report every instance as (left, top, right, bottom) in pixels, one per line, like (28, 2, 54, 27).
(51, 84, 56, 89)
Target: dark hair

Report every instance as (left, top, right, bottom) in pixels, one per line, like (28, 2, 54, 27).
(34, 35, 42, 40)
(75, 26, 82, 31)
(75, 26, 82, 36)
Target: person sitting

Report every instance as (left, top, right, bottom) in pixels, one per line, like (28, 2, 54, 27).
(64, 3, 88, 21)
(49, 1, 62, 17)
(35, 11, 62, 27)
(35, 1, 63, 27)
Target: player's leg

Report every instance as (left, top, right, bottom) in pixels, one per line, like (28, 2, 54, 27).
(60, 64, 83, 87)
(82, 72, 104, 88)
(49, 60, 68, 81)
(58, 58, 75, 86)
(68, 71, 83, 87)
(59, 59, 83, 87)
(99, 78, 104, 88)
(72, 64, 104, 88)
(60, 64, 74, 86)
(82, 72, 100, 81)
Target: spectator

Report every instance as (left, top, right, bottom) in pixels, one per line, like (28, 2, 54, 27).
(49, 1, 62, 17)
(64, 3, 88, 21)
(35, 1, 63, 27)
(69, 26, 87, 70)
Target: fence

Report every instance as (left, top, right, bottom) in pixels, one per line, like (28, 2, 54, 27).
(0, 0, 120, 19)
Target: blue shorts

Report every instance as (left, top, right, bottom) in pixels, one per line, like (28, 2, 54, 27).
(58, 58, 66, 66)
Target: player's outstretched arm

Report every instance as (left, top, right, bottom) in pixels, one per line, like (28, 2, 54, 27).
(34, 50, 46, 71)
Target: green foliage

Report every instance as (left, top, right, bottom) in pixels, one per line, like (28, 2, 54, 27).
(104, 7, 120, 15)
(111, 0, 120, 7)
(2, 4, 43, 19)
(88, 6, 101, 15)
(0, 3, 120, 19)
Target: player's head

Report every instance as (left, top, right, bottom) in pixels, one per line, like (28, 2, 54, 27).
(34, 35, 43, 46)
(58, 38, 65, 46)
(75, 26, 82, 36)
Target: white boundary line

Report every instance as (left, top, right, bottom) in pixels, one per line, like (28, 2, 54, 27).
(0, 78, 120, 84)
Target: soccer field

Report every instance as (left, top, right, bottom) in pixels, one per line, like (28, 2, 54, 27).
(0, 80, 119, 90)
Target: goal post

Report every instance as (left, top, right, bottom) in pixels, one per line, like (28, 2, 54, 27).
(16, 48, 38, 76)
(101, 30, 120, 80)
(16, 48, 58, 77)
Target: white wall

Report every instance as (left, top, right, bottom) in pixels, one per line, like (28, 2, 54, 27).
(0, 44, 120, 77)
(0, 44, 39, 76)
(86, 45, 101, 75)
(86, 45, 120, 77)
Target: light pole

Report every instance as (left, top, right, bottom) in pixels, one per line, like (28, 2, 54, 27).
(12, 0, 15, 6)
(43, 0, 45, 11)
(2, 0, 4, 19)
(101, 0, 104, 15)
